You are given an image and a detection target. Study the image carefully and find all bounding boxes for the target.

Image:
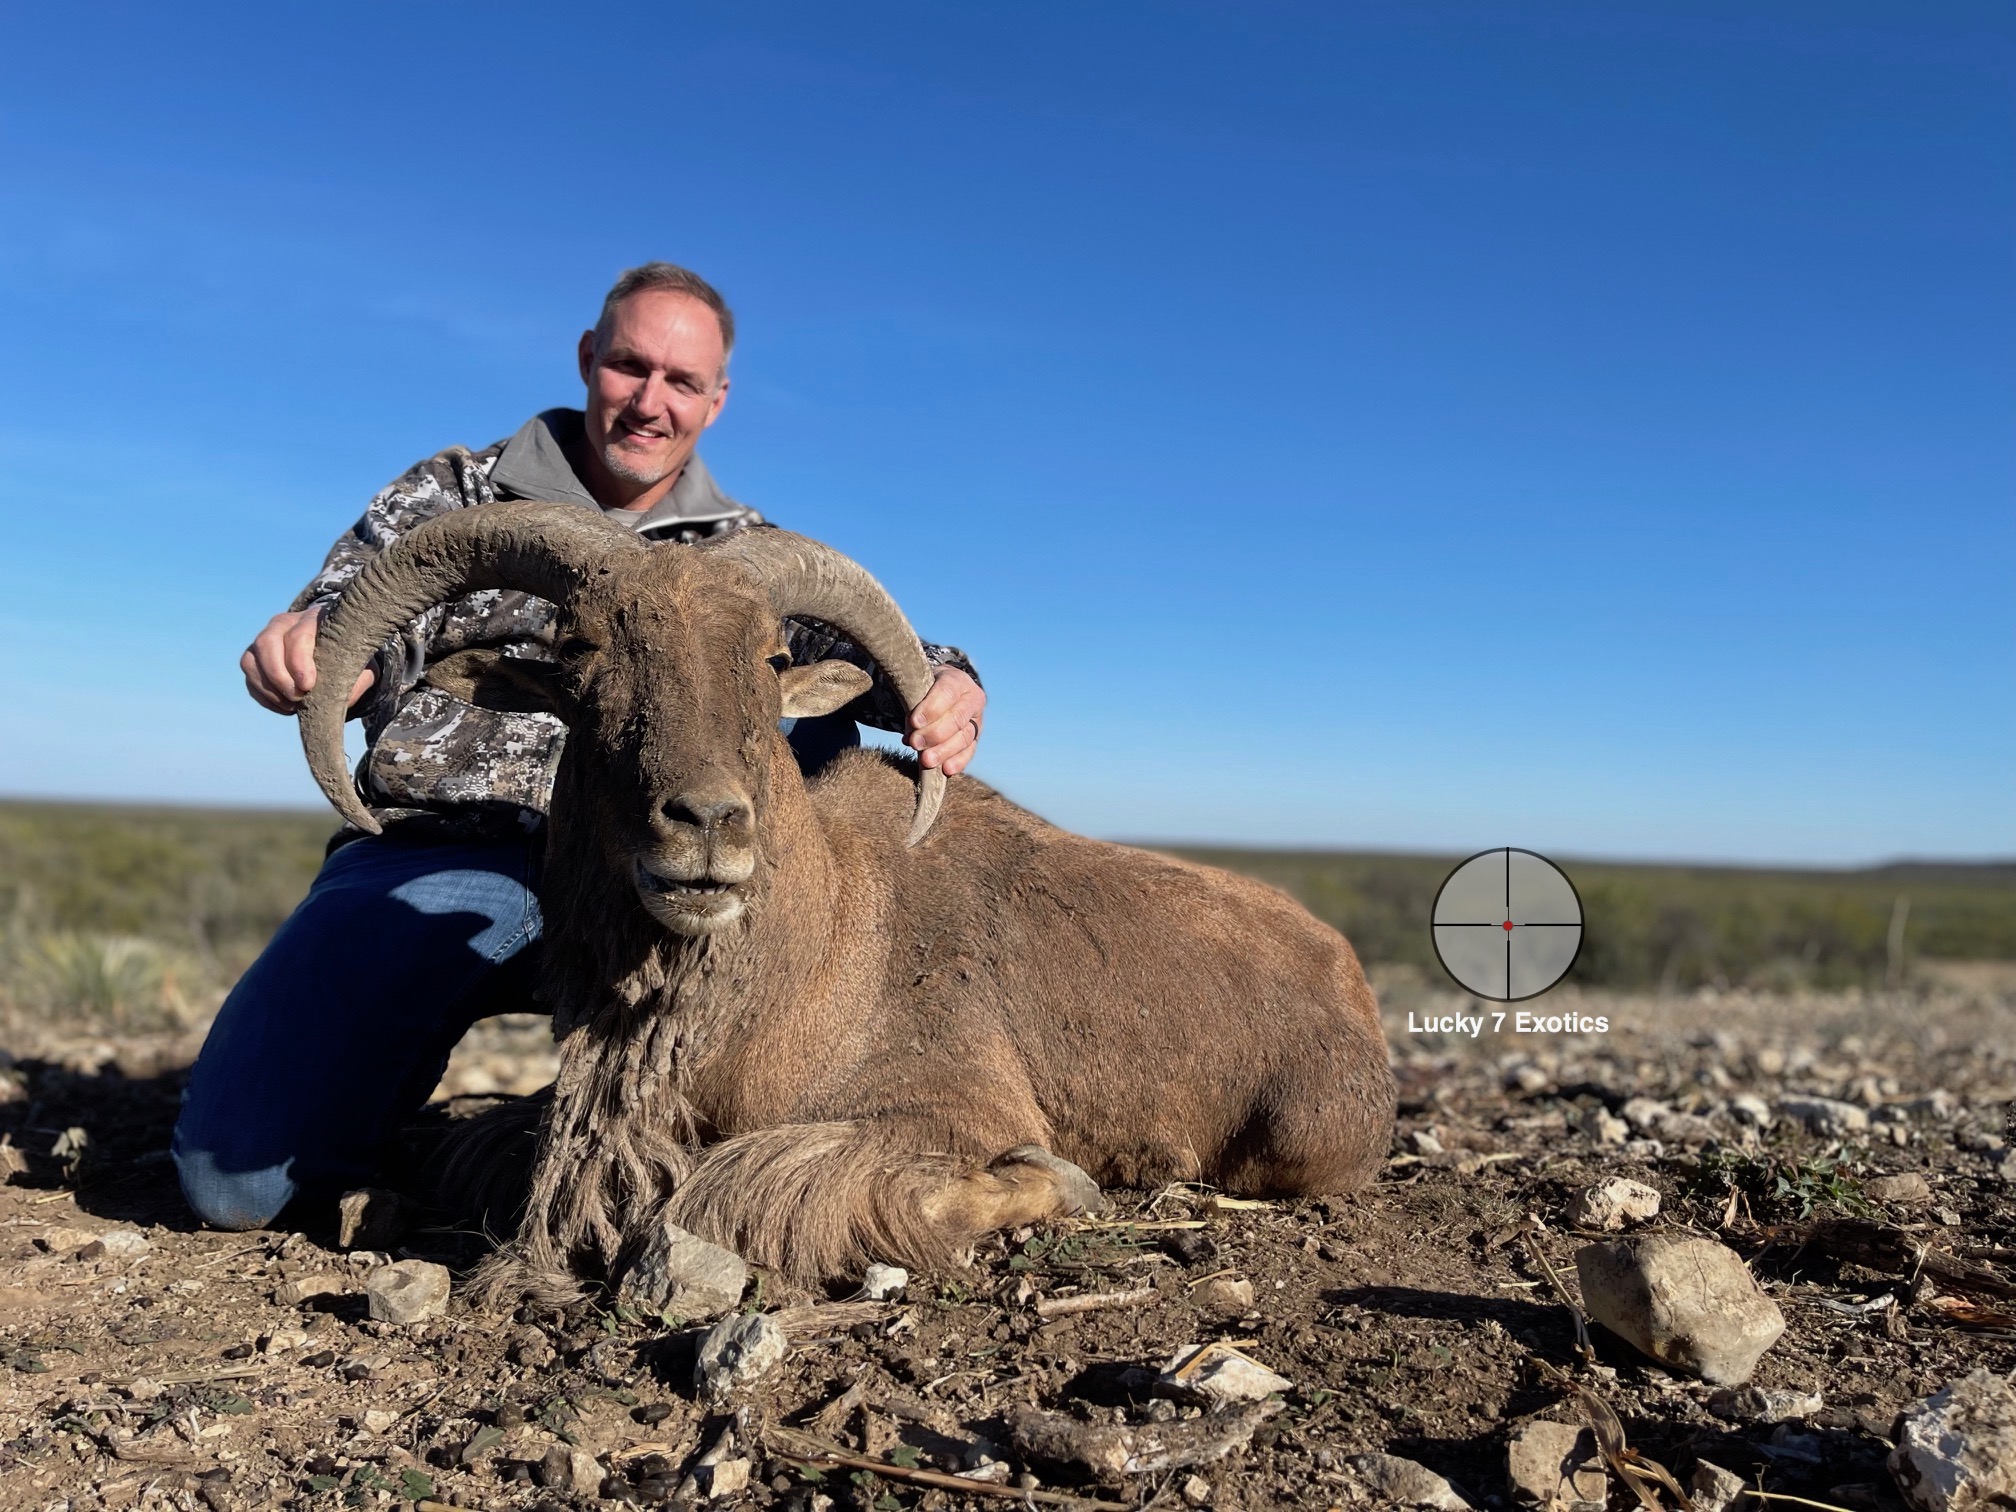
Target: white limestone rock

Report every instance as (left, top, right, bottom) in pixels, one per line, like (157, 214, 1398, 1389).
(1349, 1453, 1473, 1510)
(695, 1312, 788, 1403)
(1505, 1419, 1605, 1510)
(1575, 1234, 1784, 1384)
(364, 1259, 451, 1324)
(622, 1219, 748, 1320)
(1779, 1096, 1869, 1137)
(1890, 1370, 2016, 1512)
(1565, 1177, 1661, 1231)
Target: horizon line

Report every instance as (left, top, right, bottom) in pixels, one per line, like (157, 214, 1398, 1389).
(2, 791, 2009, 878)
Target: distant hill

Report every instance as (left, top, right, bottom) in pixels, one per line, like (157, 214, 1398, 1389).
(4, 799, 2011, 993)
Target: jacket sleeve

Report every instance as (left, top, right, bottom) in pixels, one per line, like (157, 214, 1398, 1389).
(782, 617, 981, 732)
(287, 447, 494, 731)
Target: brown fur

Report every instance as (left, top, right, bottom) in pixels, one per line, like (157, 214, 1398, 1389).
(444, 546, 1395, 1300)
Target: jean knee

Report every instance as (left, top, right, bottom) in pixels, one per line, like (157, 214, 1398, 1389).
(174, 1145, 295, 1231)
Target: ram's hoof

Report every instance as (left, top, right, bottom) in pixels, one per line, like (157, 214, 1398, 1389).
(994, 1144, 1109, 1217)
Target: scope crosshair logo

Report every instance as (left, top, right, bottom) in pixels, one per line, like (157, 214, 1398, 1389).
(1431, 848, 1584, 1002)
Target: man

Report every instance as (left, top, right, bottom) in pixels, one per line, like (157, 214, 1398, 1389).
(174, 262, 987, 1231)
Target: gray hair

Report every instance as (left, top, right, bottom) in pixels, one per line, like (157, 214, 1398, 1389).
(592, 262, 735, 359)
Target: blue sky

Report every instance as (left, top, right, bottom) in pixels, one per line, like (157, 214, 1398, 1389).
(0, 1, 2008, 864)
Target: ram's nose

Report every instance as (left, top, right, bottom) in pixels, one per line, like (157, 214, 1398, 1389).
(657, 792, 753, 841)
(645, 785, 758, 885)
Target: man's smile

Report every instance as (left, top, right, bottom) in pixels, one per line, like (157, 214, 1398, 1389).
(614, 416, 670, 444)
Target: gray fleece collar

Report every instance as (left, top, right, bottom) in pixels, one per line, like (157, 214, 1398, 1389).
(490, 407, 743, 522)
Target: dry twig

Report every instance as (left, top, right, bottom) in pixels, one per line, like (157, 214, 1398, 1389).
(1522, 1229, 1596, 1365)
(768, 1423, 1129, 1509)
(1034, 1286, 1157, 1320)
(1779, 1219, 2016, 1302)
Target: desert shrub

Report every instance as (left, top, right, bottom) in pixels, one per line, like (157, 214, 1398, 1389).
(1171, 845, 2016, 992)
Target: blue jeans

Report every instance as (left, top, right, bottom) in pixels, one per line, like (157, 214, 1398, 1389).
(173, 714, 858, 1230)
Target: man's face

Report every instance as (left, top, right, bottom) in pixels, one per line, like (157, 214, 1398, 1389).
(577, 289, 730, 500)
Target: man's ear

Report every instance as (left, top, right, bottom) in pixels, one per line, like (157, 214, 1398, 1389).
(577, 329, 597, 385)
(702, 373, 730, 429)
(779, 660, 873, 718)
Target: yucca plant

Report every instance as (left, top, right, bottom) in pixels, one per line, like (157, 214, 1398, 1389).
(18, 931, 167, 1028)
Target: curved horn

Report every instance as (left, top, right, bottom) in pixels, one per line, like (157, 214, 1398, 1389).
(298, 501, 644, 835)
(708, 529, 947, 847)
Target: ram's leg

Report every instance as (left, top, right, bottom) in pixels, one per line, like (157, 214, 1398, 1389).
(926, 1143, 1106, 1231)
(657, 1122, 1104, 1284)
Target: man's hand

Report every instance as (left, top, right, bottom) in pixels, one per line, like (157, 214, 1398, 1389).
(907, 665, 985, 776)
(241, 604, 376, 715)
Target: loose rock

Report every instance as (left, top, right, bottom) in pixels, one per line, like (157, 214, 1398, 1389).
(1349, 1452, 1474, 1510)
(698, 1457, 751, 1498)
(78, 1228, 150, 1262)
(360, 1408, 399, 1434)
(1780, 1096, 1870, 1137)
(1690, 1459, 1751, 1512)
(1160, 1342, 1291, 1406)
(1892, 1091, 1958, 1121)
(364, 1259, 451, 1324)
(861, 1263, 908, 1301)
(1575, 1233, 1785, 1384)
(1008, 1400, 1281, 1482)
(1889, 1369, 2016, 1512)
(1578, 1107, 1629, 1145)
(35, 1226, 98, 1254)
(1196, 1276, 1256, 1316)
(694, 1312, 788, 1403)
(1565, 1177, 1661, 1231)
(1505, 1420, 1605, 1510)
(1865, 1173, 1934, 1205)
(1709, 1386, 1823, 1422)
(1618, 1097, 1672, 1135)
(507, 1327, 556, 1369)
(540, 1444, 604, 1498)
(622, 1220, 748, 1320)
(1726, 1094, 1774, 1128)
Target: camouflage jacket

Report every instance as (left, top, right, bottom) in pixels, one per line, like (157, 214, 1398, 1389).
(292, 408, 979, 838)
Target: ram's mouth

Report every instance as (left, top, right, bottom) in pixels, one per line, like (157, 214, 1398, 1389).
(634, 860, 746, 935)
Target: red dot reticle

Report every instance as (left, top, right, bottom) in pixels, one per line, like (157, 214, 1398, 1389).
(1431, 848, 1584, 1002)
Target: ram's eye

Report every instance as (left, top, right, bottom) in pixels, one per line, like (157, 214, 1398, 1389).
(765, 652, 792, 674)
(559, 637, 598, 660)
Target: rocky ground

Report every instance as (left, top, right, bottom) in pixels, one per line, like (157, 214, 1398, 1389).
(1, 966, 2013, 1512)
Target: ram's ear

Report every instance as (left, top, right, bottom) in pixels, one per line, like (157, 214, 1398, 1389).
(422, 648, 572, 719)
(779, 660, 874, 718)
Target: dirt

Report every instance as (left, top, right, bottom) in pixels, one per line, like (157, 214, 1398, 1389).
(2, 970, 2012, 1512)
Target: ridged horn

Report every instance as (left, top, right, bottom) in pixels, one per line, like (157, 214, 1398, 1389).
(297, 501, 644, 835)
(707, 528, 947, 847)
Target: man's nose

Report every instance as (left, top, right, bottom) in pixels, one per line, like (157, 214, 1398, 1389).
(632, 372, 672, 419)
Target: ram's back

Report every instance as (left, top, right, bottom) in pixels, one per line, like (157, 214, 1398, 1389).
(810, 748, 1392, 1192)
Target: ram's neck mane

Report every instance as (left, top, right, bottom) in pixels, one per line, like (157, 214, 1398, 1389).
(502, 749, 833, 1292)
